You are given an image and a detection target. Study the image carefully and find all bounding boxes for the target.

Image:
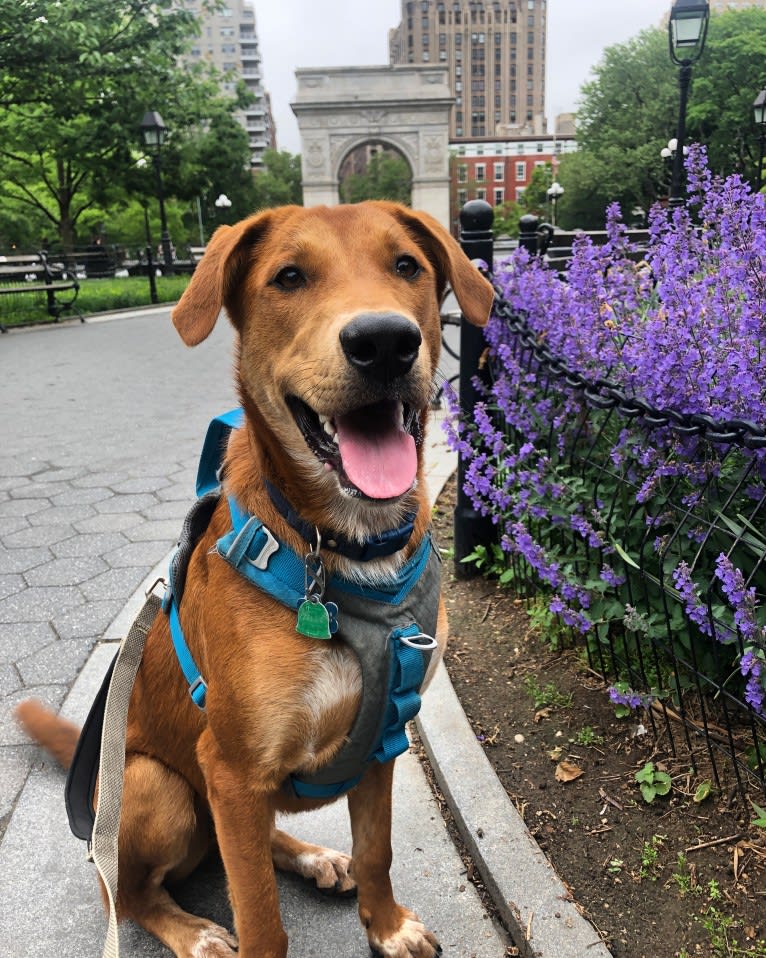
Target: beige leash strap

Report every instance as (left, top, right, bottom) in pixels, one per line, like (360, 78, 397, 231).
(91, 592, 161, 958)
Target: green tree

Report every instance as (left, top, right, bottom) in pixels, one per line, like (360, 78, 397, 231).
(0, 0, 229, 251)
(340, 153, 412, 205)
(566, 9, 766, 227)
(491, 200, 524, 239)
(687, 8, 766, 179)
(252, 150, 303, 210)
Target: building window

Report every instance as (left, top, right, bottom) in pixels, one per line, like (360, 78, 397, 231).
(536, 142, 544, 152)
(458, 189, 467, 206)
(494, 188, 504, 205)
(476, 188, 486, 201)
(494, 162, 504, 181)
(475, 163, 486, 182)
(515, 161, 526, 181)
(458, 164, 468, 182)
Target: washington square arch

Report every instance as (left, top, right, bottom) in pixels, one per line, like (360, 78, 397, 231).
(291, 65, 453, 227)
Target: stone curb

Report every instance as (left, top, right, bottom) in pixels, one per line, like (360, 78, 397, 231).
(417, 664, 612, 958)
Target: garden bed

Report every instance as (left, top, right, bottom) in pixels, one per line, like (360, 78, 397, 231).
(434, 476, 766, 958)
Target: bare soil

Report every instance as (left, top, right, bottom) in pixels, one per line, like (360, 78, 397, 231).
(432, 476, 766, 958)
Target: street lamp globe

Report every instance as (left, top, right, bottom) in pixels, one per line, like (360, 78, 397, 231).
(139, 111, 167, 151)
(754, 89, 766, 128)
(754, 88, 766, 191)
(668, 0, 710, 66)
(546, 181, 564, 227)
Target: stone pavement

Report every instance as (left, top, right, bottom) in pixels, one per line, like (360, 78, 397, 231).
(0, 309, 611, 958)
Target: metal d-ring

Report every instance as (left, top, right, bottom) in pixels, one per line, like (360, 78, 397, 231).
(399, 632, 438, 651)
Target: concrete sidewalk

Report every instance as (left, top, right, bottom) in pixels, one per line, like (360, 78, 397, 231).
(0, 310, 610, 957)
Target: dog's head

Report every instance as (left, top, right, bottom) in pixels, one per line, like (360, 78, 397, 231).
(173, 202, 493, 530)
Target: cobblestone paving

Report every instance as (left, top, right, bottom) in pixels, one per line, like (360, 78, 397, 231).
(0, 310, 238, 840)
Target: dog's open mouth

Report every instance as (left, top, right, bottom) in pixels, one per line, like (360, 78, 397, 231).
(286, 396, 422, 500)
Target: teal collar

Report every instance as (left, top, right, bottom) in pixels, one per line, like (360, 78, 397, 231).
(196, 409, 418, 562)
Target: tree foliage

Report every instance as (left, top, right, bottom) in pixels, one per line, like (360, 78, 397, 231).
(0, 0, 243, 249)
(340, 152, 412, 205)
(252, 150, 303, 210)
(559, 9, 766, 228)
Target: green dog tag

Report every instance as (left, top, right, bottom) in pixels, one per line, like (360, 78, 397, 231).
(296, 598, 331, 640)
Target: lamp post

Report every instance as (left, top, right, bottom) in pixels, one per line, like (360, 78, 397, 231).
(140, 110, 174, 275)
(667, 0, 710, 208)
(546, 181, 564, 228)
(753, 87, 766, 192)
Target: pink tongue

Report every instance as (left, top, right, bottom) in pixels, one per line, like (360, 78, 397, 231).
(335, 405, 417, 499)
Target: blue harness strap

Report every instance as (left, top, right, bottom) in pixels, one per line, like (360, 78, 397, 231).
(164, 409, 441, 797)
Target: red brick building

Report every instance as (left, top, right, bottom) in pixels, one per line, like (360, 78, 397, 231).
(450, 131, 576, 231)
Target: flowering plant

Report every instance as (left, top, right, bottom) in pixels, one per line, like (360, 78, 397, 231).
(445, 146, 766, 728)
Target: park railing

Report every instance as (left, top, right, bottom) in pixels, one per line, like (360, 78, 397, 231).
(451, 200, 766, 806)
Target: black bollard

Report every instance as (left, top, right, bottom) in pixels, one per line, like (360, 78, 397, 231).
(518, 213, 540, 256)
(453, 200, 497, 578)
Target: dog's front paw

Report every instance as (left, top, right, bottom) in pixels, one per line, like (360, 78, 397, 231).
(188, 923, 239, 957)
(366, 909, 442, 958)
(297, 846, 357, 895)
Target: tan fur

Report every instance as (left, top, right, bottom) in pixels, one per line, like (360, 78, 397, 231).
(16, 201, 493, 958)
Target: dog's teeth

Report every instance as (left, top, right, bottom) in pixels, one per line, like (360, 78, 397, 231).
(396, 403, 405, 429)
(319, 415, 337, 441)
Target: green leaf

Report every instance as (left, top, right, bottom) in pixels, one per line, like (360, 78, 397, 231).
(653, 773, 672, 796)
(750, 800, 766, 828)
(640, 782, 657, 803)
(609, 538, 641, 570)
(693, 781, 712, 803)
(635, 762, 655, 784)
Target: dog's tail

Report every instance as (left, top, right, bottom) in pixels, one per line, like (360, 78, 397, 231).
(14, 700, 80, 770)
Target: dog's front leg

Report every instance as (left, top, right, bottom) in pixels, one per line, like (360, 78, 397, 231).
(199, 731, 288, 958)
(348, 761, 441, 958)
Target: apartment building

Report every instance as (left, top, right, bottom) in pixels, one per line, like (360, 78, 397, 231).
(389, 0, 547, 140)
(449, 132, 576, 232)
(181, 0, 276, 168)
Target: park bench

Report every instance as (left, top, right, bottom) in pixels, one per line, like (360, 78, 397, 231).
(0, 251, 83, 333)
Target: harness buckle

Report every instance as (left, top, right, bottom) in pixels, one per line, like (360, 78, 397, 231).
(145, 576, 167, 598)
(188, 677, 207, 710)
(246, 524, 279, 571)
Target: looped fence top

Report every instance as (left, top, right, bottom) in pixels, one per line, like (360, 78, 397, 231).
(491, 293, 766, 449)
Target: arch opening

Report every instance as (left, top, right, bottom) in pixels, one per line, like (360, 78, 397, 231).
(338, 141, 413, 206)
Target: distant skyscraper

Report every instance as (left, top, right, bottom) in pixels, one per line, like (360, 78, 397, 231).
(389, 0, 547, 139)
(180, 0, 276, 168)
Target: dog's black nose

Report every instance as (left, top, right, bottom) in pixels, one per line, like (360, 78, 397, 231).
(340, 313, 422, 383)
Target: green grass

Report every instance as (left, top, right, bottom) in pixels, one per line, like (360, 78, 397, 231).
(1, 274, 191, 328)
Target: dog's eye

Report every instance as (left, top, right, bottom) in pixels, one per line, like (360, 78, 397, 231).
(272, 266, 306, 291)
(395, 255, 421, 280)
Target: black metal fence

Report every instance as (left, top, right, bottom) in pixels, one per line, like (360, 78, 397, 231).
(453, 205, 766, 805)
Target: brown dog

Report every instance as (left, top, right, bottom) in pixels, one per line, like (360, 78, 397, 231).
(16, 201, 493, 958)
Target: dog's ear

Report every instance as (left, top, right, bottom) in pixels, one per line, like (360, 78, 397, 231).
(377, 203, 495, 328)
(172, 211, 274, 346)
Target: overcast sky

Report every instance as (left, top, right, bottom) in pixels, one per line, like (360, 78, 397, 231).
(255, 0, 673, 154)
